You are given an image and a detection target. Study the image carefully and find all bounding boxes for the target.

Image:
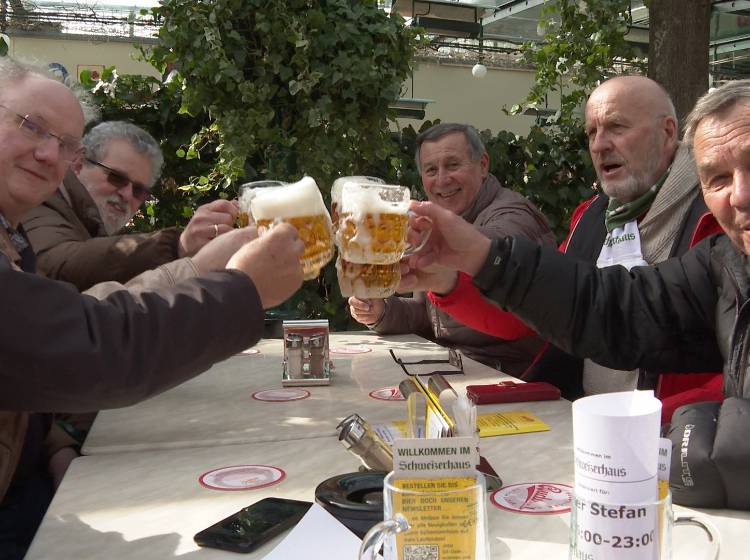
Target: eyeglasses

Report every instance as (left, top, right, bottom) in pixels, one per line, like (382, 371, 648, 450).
(0, 104, 83, 163)
(389, 348, 464, 376)
(85, 158, 153, 202)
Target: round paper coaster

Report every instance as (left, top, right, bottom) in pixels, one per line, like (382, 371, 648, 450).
(240, 348, 261, 355)
(330, 345, 372, 355)
(251, 388, 310, 402)
(199, 464, 285, 491)
(369, 386, 405, 401)
(490, 482, 573, 515)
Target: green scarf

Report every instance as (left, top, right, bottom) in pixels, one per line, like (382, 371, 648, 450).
(604, 170, 670, 232)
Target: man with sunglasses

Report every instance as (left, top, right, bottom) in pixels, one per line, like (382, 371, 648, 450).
(0, 57, 304, 558)
(23, 121, 239, 291)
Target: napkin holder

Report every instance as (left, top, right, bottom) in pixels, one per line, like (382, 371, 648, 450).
(282, 319, 333, 386)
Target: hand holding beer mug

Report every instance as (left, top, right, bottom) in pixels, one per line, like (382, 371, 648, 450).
(334, 181, 430, 298)
(243, 177, 335, 281)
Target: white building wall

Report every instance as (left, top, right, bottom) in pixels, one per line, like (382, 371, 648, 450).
(7, 34, 543, 136)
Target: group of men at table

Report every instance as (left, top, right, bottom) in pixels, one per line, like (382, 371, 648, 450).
(1, 52, 750, 556)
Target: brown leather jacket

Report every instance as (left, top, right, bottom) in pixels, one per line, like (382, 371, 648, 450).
(22, 170, 182, 291)
(371, 175, 556, 375)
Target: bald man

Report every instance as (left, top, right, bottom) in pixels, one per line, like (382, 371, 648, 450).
(523, 75, 723, 403)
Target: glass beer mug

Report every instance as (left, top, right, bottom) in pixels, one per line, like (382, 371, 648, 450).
(335, 181, 430, 265)
(242, 177, 335, 281)
(359, 472, 489, 560)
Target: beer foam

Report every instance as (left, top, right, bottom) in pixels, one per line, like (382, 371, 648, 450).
(331, 176, 385, 207)
(340, 183, 409, 218)
(250, 176, 327, 220)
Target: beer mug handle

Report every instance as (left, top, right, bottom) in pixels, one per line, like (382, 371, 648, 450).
(358, 514, 410, 560)
(403, 212, 432, 257)
(674, 513, 720, 560)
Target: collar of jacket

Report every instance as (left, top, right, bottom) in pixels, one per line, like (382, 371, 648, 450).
(62, 169, 109, 238)
(460, 173, 502, 224)
(0, 213, 35, 272)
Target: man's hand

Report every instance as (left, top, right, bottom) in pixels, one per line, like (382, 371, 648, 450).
(396, 263, 458, 295)
(178, 199, 239, 257)
(192, 226, 258, 274)
(405, 201, 492, 276)
(348, 297, 385, 326)
(227, 223, 304, 309)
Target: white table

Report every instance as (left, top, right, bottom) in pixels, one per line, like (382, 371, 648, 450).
(28, 399, 741, 559)
(83, 332, 514, 454)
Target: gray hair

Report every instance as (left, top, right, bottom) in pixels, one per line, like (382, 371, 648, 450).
(83, 121, 164, 186)
(0, 56, 99, 124)
(415, 123, 487, 169)
(684, 80, 750, 146)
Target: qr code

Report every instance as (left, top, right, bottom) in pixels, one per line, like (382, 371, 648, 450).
(403, 544, 439, 560)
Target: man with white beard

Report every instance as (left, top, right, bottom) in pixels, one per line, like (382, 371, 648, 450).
(23, 121, 238, 291)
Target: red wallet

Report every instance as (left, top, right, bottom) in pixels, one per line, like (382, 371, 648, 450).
(466, 380, 561, 404)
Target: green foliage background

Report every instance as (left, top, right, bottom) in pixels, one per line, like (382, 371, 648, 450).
(80, 0, 639, 327)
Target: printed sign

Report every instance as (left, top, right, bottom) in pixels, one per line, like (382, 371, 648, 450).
(573, 391, 661, 503)
(199, 464, 285, 491)
(392, 437, 478, 478)
(369, 386, 405, 401)
(490, 482, 573, 515)
(391, 477, 481, 560)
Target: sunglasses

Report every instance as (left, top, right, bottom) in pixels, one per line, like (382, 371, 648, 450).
(389, 348, 464, 376)
(85, 158, 153, 202)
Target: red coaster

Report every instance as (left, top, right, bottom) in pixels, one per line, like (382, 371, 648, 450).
(330, 345, 372, 355)
(251, 388, 310, 402)
(490, 482, 573, 515)
(199, 464, 286, 491)
(369, 386, 405, 401)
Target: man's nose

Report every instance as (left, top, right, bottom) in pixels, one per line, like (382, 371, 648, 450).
(588, 131, 612, 155)
(731, 170, 750, 209)
(34, 136, 63, 164)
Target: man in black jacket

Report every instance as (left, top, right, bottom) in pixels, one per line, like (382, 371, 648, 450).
(404, 79, 750, 510)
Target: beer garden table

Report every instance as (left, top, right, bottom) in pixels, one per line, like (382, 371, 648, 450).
(29, 332, 747, 558)
(83, 332, 521, 454)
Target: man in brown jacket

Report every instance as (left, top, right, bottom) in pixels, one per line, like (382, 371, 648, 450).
(348, 123, 556, 374)
(23, 121, 239, 291)
(0, 57, 304, 559)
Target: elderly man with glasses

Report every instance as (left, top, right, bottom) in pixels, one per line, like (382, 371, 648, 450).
(23, 121, 238, 291)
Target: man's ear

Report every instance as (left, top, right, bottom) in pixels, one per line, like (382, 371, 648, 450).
(664, 115, 679, 147)
(480, 151, 490, 178)
(71, 157, 84, 174)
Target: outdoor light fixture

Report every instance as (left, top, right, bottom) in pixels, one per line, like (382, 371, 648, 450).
(472, 63, 487, 78)
(389, 97, 433, 120)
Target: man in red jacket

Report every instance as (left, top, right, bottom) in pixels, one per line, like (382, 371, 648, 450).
(412, 77, 723, 419)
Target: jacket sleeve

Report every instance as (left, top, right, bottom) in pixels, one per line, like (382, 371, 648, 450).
(473, 235, 721, 373)
(0, 254, 265, 412)
(25, 204, 181, 291)
(427, 272, 535, 339)
(370, 293, 433, 340)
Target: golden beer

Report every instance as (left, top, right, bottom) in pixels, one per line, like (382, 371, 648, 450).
(336, 257, 401, 299)
(247, 177, 334, 280)
(256, 214, 334, 280)
(337, 212, 409, 265)
(335, 182, 412, 265)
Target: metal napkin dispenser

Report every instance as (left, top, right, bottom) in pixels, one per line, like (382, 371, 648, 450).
(282, 319, 333, 386)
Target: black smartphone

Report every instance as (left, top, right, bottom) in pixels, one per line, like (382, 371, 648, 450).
(194, 497, 313, 553)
